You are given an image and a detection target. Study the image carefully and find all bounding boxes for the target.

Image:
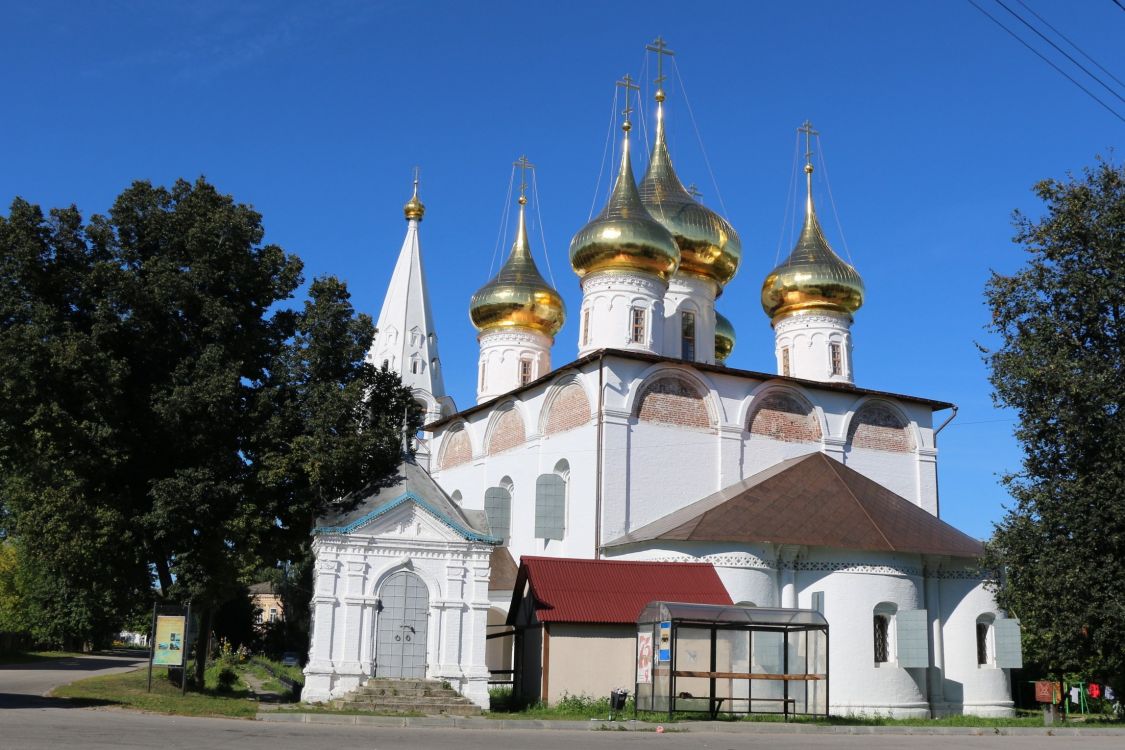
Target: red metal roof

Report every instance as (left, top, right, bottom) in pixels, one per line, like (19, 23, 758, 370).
(508, 556, 732, 625)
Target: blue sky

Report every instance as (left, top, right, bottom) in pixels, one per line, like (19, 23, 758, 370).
(2, 1, 1121, 539)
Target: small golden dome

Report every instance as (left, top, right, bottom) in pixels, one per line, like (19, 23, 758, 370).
(639, 100, 741, 289)
(569, 125, 680, 281)
(403, 177, 425, 221)
(470, 194, 565, 337)
(715, 311, 735, 364)
(761, 163, 863, 324)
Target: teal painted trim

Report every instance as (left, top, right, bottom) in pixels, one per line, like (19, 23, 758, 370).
(314, 491, 500, 544)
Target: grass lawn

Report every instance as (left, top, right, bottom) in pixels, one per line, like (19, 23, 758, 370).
(51, 664, 259, 719)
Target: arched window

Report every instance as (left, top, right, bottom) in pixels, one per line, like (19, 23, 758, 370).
(535, 460, 568, 540)
(873, 602, 898, 664)
(484, 481, 512, 545)
(976, 613, 995, 666)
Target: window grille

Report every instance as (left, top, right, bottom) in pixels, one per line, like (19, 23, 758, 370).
(681, 311, 696, 361)
(534, 474, 566, 540)
(484, 487, 512, 545)
(520, 359, 532, 385)
(782, 347, 791, 376)
(874, 614, 890, 663)
(977, 622, 990, 665)
(631, 307, 646, 344)
(582, 309, 590, 346)
(830, 343, 842, 376)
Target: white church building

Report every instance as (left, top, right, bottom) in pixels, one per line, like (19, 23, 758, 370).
(302, 61, 1020, 717)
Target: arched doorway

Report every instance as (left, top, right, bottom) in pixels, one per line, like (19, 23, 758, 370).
(375, 571, 429, 679)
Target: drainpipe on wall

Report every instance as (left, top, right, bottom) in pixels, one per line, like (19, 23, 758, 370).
(594, 352, 605, 559)
(931, 406, 958, 518)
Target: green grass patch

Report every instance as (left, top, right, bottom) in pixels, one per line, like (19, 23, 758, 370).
(51, 665, 258, 719)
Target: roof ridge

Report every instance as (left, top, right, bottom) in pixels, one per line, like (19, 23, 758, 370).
(821, 454, 896, 551)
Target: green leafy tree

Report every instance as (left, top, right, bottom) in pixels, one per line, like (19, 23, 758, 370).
(982, 157, 1125, 680)
(0, 179, 417, 661)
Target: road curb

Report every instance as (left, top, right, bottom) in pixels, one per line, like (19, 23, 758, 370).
(255, 712, 1125, 735)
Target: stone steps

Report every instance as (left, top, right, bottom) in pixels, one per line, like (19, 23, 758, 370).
(331, 678, 481, 716)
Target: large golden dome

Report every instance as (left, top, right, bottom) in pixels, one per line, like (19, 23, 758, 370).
(569, 123, 680, 281)
(470, 195, 565, 337)
(639, 94, 741, 289)
(761, 164, 864, 324)
(715, 311, 735, 364)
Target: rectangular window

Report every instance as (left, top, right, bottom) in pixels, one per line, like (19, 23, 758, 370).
(830, 343, 842, 376)
(681, 311, 696, 361)
(976, 622, 990, 665)
(534, 474, 566, 540)
(519, 359, 532, 385)
(269, 608, 278, 623)
(873, 615, 889, 663)
(782, 347, 791, 376)
(582, 309, 590, 346)
(631, 307, 646, 344)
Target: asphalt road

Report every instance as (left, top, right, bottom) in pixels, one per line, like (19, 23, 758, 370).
(3, 656, 1122, 749)
(0, 652, 148, 708)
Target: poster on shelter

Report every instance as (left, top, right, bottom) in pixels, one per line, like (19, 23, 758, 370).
(637, 633, 653, 684)
(658, 620, 671, 662)
(153, 615, 186, 666)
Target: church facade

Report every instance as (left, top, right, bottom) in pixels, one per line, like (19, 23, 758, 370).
(304, 55, 1020, 717)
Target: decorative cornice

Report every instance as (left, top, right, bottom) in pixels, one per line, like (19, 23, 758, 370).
(581, 271, 667, 296)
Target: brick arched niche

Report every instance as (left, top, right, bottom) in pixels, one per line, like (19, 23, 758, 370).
(488, 407, 526, 455)
(847, 402, 915, 453)
(635, 376, 711, 429)
(437, 424, 472, 470)
(543, 380, 591, 436)
(747, 391, 821, 443)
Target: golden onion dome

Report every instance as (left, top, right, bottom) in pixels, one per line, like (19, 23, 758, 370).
(639, 94, 741, 289)
(714, 311, 735, 364)
(569, 119, 680, 281)
(761, 163, 864, 324)
(403, 177, 425, 221)
(470, 195, 565, 337)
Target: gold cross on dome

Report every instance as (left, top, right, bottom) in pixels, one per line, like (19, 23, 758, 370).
(616, 74, 640, 124)
(513, 155, 534, 202)
(798, 120, 819, 167)
(686, 183, 702, 199)
(646, 36, 675, 90)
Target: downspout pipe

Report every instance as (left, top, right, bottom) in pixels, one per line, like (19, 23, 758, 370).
(594, 352, 605, 558)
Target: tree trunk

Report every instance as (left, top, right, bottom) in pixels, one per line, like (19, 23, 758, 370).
(193, 607, 212, 688)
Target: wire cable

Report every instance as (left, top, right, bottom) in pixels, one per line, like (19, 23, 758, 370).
(588, 87, 619, 221)
(965, 0, 1125, 123)
(671, 57, 729, 217)
(488, 165, 516, 279)
(775, 129, 801, 265)
(815, 136, 855, 265)
(530, 168, 557, 288)
(1015, 0, 1125, 90)
(994, 0, 1125, 104)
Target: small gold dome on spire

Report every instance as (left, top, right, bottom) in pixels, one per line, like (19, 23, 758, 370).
(570, 76, 680, 281)
(470, 173, 565, 337)
(761, 124, 863, 324)
(403, 174, 425, 221)
(639, 95, 741, 289)
(715, 311, 735, 364)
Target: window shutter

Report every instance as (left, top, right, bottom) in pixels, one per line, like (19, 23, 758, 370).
(895, 609, 929, 668)
(994, 619, 1023, 668)
(484, 487, 511, 545)
(534, 474, 566, 540)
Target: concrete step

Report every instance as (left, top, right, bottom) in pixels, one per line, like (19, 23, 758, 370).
(331, 677, 481, 716)
(333, 700, 480, 716)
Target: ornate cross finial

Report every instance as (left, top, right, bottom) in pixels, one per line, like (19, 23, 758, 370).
(513, 155, 534, 205)
(646, 36, 676, 92)
(798, 120, 819, 169)
(412, 165, 421, 194)
(616, 73, 640, 129)
(686, 183, 702, 199)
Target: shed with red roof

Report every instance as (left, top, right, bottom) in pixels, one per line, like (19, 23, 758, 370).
(507, 556, 732, 705)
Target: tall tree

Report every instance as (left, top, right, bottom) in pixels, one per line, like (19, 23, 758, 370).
(982, 157, 1125, 680)
(0, 179, 417, 655)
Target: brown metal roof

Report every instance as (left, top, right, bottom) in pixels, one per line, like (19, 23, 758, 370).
(606, 452, 984, 558)
(425, 349, 954, 431)
(506, 556, 732, 625)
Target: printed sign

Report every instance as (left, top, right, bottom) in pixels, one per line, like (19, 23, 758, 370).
(636, 633, 653, 684)
(658, 620, 671, 662)
(1035, 681, 1061, 703)
(153, 615, 186, 666)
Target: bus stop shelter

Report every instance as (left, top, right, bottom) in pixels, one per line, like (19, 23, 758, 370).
(635, 602, 829, 720)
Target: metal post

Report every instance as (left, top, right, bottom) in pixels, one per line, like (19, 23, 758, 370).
(182, 602, 191, 695)
(783, 628, 789, 721)
(668, 623, 675, 722)
(146, 603, 157, 693)
(824, 627, 830, 718)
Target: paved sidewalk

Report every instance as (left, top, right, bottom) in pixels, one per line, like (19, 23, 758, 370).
(257, 711, 1125, 736)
